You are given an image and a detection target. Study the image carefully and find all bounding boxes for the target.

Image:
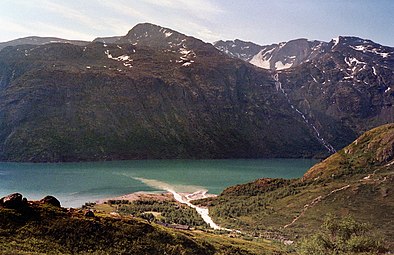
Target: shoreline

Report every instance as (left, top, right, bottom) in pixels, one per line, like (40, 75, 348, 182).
(96, 191, 176, 204)
(96, 190, 217, 205)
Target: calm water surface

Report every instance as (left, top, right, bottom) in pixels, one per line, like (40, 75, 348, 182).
(0, 159, 317, 208)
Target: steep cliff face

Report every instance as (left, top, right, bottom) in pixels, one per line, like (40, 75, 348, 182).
(0, 24, 326, 162)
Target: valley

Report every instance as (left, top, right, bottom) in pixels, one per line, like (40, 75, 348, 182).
(0, 21, 393, 254)
(1, 123, 392, 254)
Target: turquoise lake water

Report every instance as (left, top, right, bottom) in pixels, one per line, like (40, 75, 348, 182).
(0, 159, 317, 208)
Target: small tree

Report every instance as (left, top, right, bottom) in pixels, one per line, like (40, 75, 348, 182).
(297, 215, 386, 255)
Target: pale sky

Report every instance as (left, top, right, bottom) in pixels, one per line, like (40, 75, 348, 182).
(1, 0, 393, 46)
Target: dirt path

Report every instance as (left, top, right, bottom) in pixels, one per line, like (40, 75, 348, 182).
(284, 184, 351, 228)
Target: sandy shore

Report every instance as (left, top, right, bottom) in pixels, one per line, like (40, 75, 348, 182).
(96, 191, 175, 204)
(96, 190, 217, 205)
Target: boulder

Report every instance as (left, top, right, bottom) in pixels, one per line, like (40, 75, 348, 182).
(0, 193, 26, 209)
(84, 210, 95, 217)
(40, 196, 61, 207)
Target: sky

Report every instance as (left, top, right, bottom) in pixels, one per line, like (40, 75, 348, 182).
(0, 0, 393, 46)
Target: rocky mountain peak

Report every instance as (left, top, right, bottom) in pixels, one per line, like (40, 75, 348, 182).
(213, 39, 262, 61)
(329, 36, 393, 61)
(215, 38, 327, 71)
(117, 23, 206, 51)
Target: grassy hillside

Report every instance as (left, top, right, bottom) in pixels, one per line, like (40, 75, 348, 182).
(0, 195, 284, 255)
(198, 124, 394, 251)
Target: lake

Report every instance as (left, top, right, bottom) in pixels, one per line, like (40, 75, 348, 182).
(0, 159, 317, 208)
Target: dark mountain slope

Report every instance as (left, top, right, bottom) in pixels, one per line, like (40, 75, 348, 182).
(0, 23, 325, 162)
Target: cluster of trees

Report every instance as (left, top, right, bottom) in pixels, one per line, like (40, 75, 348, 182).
(117, 200, 208, 227)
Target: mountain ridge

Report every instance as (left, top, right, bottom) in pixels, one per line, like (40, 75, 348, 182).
(0, 22, 392, 162)
(0, 23, 328, 162)
(214, 35, 394, 71)
(0, 36, 90, 51)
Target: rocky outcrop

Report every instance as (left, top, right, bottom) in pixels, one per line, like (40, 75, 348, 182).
(40, 195, 61, 207)
(0, 193, 27, 209)
(84, 210, 95, 217)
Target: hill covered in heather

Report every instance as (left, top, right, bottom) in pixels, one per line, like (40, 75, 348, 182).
(199, 123, 394, 251)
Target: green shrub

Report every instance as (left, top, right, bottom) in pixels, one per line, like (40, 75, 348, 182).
(297, 215, 387, 255)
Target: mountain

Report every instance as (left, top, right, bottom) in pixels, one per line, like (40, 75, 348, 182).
(0, 24, 392, 162)
(0, 36, 89, 51)
(0, 23, 328, 162)
(216, 36, 394, 151)
(213, 39, 263, 62)
(276, 36, 394, 149)
(202, 123, 394, 250)
(214, 38, 326, 70)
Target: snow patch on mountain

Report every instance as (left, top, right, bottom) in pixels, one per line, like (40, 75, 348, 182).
(332, 37, 339, 48)
(104, 49, 133, 68)
(177, 47, 196, 67)
(275, 61, 293, 70)
(249, 49, 273, 69)
(350, 45, 390, 58)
